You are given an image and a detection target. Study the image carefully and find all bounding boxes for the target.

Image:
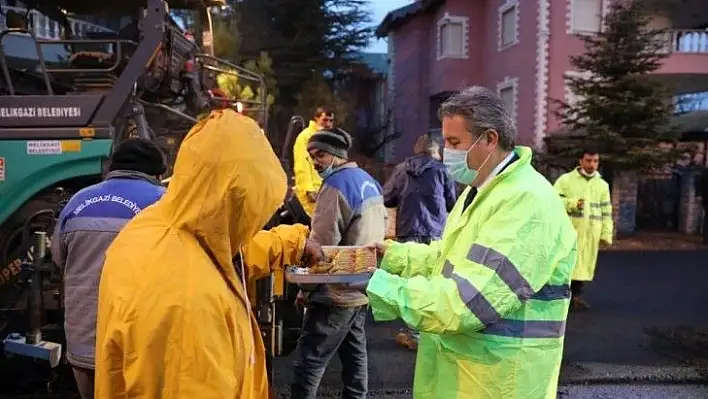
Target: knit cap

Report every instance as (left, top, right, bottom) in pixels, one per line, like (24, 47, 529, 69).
(109, 138, 167, 176)
(307, 128, 353, 159)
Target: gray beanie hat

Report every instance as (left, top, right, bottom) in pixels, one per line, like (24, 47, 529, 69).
(307, 128, 353, 159)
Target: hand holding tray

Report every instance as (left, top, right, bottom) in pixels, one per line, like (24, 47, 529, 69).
(285, 246, 376, 285)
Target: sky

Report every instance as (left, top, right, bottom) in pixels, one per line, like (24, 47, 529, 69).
(367, 0, 413, 53)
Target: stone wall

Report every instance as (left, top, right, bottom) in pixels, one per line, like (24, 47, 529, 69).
(677, 169, 703, 235)
(615, 169, 703, 236)
(611, 171, 638, 237)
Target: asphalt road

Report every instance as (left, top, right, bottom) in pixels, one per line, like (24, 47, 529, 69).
(272, 249, 708, 397)
(558, 384, 708, 398)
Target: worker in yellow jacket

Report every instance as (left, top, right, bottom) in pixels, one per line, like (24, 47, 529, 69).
(554, 149, 613, 310)
(293, 106, 334, 215)
(95, 110, 324, 399)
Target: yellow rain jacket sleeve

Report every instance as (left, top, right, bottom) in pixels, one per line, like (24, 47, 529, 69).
(554, 174, 582, 214)
(95, 110, 292, 399)
(244, 224, 308, 280)
(243, 224, 308, 306)
(554, 169, 613, 281)
(293, 121, 323, 215)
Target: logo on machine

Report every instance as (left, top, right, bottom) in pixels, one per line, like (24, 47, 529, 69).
(0, 106, 82, 118)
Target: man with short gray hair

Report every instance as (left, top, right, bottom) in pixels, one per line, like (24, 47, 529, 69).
(362, 86, 578, 398)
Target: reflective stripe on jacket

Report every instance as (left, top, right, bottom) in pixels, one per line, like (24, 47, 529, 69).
(554, 169, 613, 281)
(293, 120, 323, 215)
(366, 146, 577, 399)
(52, 170, 165, 369)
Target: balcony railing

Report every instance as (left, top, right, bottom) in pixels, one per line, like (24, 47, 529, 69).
(0, 6, 114, 39)
(672, 29, 708, 54)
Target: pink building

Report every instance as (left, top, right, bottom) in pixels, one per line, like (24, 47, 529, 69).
(377, 0, 708, 162)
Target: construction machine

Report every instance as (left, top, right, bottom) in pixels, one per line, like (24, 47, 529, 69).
(0, 0, 304, 394)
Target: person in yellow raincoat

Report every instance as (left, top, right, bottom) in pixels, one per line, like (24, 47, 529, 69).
(95, 109, 323, 399)
(357, 87, 578, 399)
(554, 149, 613, 310)
(293, 106, 334, 215)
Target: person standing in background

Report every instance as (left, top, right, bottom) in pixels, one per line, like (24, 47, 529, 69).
(52, 139, 168, 399)
(382, 134, 457, 350)
(293, 107, 335, 216)
(554, 149, 613, 310)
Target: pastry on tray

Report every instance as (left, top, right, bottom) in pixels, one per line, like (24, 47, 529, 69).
(308, 247, 376, 274)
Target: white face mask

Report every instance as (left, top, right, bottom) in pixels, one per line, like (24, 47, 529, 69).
(579, 168, 598, 178)
(443, 135, 492, 185)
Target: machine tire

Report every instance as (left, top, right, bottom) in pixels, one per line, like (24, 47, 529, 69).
(0, 193, 59, 269)
(0, 192, 62, 311)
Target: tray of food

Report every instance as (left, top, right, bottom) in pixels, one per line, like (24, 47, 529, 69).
(285, 246, 377, 285)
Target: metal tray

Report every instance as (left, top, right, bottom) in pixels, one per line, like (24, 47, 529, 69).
(285, 266, 373, 285)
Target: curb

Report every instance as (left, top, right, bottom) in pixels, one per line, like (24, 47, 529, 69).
(560, 362, 707, 385)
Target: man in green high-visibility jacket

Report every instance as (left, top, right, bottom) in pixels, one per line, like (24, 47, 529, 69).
(554, 149, 614, 310)
(359, 86, 578, 399)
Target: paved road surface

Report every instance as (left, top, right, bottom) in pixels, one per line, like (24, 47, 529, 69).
(272, 250, 708, 396)
(559, 384, 708, 398)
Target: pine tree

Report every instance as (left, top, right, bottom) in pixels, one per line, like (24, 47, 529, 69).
(233, 0, 373, 107)
(549, 0, 682, 172)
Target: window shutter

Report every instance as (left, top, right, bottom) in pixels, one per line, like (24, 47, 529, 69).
(441, 22, 464, 56)
(573, 0, 602, 33)
(500, 87, 514, 111)
(565, 80, 587, 122)
(502, 8, 516, 45)
(446, 22, 463, 55)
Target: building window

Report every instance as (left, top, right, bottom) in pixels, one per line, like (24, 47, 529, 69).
(570, 0, 603, 34)
(497, 77, 518, 124)
(564, 71, 593, 122)
(498, 1, 519, 51)
(500, 87, 514, 111)
(437, 13, 468, 60)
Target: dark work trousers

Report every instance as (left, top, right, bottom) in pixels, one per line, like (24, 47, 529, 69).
(290, 304, 368, 399)
(571, 280, 585, 297)
(72, 366, 95, 399)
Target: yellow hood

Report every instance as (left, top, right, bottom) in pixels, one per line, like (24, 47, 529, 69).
(159, 109, 287, 280)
